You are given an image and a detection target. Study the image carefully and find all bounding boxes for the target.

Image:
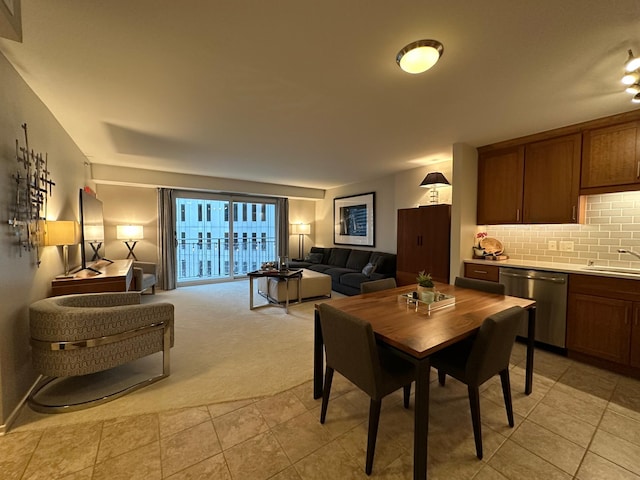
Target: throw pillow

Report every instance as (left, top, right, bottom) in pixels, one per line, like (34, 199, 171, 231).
(304, 252, 323, 263)
(362, 262, 376, 277)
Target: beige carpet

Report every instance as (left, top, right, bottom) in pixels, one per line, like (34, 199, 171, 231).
(14, 280, 340, 431)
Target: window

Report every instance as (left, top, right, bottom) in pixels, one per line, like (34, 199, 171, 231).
(242, 204, 247, 222)
(206, 204, 211, 222)
(224, 232, 229, 250)
(181, 232, 186, 249)
(206, 232, 211, 249)
(242, 233, 248, 250)
(198, 204, 202, 222)
(252, 204, 257, 222)
(224, 204, 229, 222)
(233, 204, 238, 222)
(260, 205, 266, 221)
(181, 204, 186, 222)
(198, 232, 203, 249)
(261, 232, 267, 250)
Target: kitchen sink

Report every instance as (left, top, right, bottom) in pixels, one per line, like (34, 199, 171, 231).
(583, 265, 640, 275)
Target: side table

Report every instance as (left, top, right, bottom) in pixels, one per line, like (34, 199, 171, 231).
(248, 269, 302, 314)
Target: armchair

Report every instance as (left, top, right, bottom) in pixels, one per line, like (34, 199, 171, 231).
(28, 291, 174, 413)
(133, 261, 157, 294)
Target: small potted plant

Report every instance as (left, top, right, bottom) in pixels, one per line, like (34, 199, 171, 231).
(416, 271, 435, 302)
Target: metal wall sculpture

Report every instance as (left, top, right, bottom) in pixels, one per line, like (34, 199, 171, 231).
(8, 123, 55, 266)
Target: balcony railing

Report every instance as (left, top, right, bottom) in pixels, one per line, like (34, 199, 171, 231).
(177, 238, 277, 282)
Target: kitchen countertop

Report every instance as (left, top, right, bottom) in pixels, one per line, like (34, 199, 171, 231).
(464, 258, 640, 281)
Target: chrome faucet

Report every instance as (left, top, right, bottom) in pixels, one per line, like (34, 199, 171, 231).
(618, 248, 640, 260)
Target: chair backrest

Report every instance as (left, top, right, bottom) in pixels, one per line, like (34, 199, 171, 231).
(318, 303, 382, 398)
(360, 277, 397, 294)
(455, 276, 505, 295)
(465, 306, 525, 385)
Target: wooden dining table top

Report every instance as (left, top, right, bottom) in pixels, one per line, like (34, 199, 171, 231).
(322, 282, 536, 360)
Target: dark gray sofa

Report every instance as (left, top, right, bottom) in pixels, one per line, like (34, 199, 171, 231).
(288, 247, 396, 296)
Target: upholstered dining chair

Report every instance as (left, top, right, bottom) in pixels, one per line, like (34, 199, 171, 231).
(454, 276, 505, 295)
(318, 303, 415, 475)
(360, 277, 397, 294)
(430, 306, 525, 459)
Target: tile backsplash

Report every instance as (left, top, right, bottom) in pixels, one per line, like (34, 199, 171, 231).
(481, 192, 640, 268)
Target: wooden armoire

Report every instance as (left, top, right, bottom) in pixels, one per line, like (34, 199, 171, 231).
(396, 204, 451, 286)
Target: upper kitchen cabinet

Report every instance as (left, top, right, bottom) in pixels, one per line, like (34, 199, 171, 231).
(477, 146, 524, 224)
(581, 121, 640, 194)
(477, 134, 582, 225)
(523, 133, 582, 224)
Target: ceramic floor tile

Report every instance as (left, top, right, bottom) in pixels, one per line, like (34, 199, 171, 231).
(270, 465, 303, 480)
(488, 439, 572, 480)
(158, 406, 211, 438)
(509, 420, 585, 475)
(598, 409, 640, 447)
(160, 420, 221, 477)
(575, 451, 640, 480)
(293, 440, 369, 480)
(526, 401, 596, 448)
(473, 464, 510, 480)
(291, 381, 323, 411)
(540, 385, 606, 426)
(58, 466, 94, 480)
(610, 377, 640, 423)
(336, 421, 407, 473)
(93, 441, 161, 480)
(164, 452, 231, 480)
(0, 430, 42, 480)
(97, 413, 159, 462)
(21, 421, 102, 480)
(213, 403, 269, 450)
(589, 429, 640, 474)
(556, 365, 618, 401)
(271, 410, 333, 463)
(479, 395, 524, 438)
(206, 398, 256, 420)
(256, 390, 308, 428)
(310, 394, 368, 439)
(223, 430, 291, 480)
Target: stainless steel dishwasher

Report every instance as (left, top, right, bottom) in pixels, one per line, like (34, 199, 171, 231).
(499, 267, 568, 348)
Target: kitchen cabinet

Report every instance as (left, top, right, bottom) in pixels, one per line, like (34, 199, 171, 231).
(581, 121, 640, 193)
(463, 262, 500, 282)
(567, 273, 640, 368)
(477, 134, 582, 225)
(396, 205, 450, 286)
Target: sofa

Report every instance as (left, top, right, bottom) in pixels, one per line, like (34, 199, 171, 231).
(288, 247, 396, 296)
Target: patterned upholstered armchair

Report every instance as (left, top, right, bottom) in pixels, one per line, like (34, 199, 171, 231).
(28, 291, 174, 413)
(133, 261, 158, 294)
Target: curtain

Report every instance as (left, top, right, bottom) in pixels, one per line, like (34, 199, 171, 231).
(276, 197, 289, 262)
(157, 188, 177, 290)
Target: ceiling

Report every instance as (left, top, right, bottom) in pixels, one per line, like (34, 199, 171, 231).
(1, 1, 639, 190)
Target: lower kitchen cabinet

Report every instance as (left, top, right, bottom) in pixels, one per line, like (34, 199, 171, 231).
(463, 262, 500, 282)
(567, 274, 640, 371)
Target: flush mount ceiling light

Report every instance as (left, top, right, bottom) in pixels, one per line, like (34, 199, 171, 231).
(622, 49, 640, 103)
(396, 39, 443, 74)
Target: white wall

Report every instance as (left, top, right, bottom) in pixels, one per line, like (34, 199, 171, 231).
(0, 52, 87, 429)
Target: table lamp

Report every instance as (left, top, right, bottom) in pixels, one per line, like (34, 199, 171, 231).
(290, 223, 311, 259)
(45, 220, 79, 277)
(116, 224, 144, 260)
(420, 172, 450, 204)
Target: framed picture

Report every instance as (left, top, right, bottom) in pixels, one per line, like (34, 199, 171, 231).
(334, 192, 375, 246)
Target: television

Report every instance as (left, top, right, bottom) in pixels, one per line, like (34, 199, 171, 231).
(79, 188, 108, 272)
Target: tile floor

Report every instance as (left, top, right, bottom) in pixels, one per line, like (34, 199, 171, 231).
(3, 343, 640, 479)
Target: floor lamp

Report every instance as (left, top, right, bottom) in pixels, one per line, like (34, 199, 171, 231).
(290, 223, 310, 260)
(45, 220, 79, 277)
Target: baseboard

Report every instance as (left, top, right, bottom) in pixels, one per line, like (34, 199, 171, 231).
(0, 374, 43, 436)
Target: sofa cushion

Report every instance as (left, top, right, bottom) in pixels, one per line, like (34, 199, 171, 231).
(328, 248, 351, 267)
(307, 264, 334, 273)
(345, 249, 372, 271)
(310, 247, 332, 265)
(304, 252, 324, 263)
(323, 267, 354, 284)
(370, 252, 396, 276)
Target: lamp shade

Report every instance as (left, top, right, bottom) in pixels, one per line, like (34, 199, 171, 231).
(290, 223, 311, 235)
(45, 221, 79, 246)
(116, 225, 144, 240)
(420, 172, 450, 188)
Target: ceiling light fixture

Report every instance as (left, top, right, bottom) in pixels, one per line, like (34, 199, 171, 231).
(625, 49, 640, 72)
(622, 49, 640, 103)
(633, 93, 640, 104)
(626, 83, 640, 95)
(396, 39, 444, 74)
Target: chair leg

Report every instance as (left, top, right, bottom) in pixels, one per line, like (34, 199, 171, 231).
(320, 367, 334, 424)
(467, 385, 483, 459)
(403, 384, 411, 409)
(499, 369, 515, 427)
(438, 369, 446, 386)
(366, 398, 382, 475)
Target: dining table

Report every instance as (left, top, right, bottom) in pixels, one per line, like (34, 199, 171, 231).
(313, 282, 536, 480)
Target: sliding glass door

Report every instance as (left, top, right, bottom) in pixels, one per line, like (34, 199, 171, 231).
(175, 193, 277, 284)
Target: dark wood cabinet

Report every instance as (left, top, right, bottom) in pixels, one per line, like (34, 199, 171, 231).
(477, 146, 524, 225)
(581, 121, 640, 193)
(463, 263, 500, 282)
(566, 274, 640, 369)
(523, 134, 582, 224)
(396, 205, 450, 286)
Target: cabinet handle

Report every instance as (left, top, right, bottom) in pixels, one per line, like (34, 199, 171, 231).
(572, 206, 576, 221)
(473, 270, 488, 274)
(516, 209, 520, 222)
(637, 161, 640, 179)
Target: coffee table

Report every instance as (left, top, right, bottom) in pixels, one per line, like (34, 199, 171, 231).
(248, 269, 303, 313)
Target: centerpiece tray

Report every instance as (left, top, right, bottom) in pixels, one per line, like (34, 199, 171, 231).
(398, 292, 456, 314)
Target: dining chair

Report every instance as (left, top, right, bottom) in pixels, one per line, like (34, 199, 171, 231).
(360, 277, 397, 294)
(430, 305, 525, 459)
(454, 276, 505, 295)
(318, 303, 415, 475)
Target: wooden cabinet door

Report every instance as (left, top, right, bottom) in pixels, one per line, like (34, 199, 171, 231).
(631, 305, 640, 368)
(396, 208, 422, 275)
(523, 134, 582, 223)
(477, 146, 525, 225)
(581, 121, 640, 190)
(567, 293, 632, 364)
(464, 263, 500, 282)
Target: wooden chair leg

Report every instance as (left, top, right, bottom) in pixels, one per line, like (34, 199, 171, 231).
(438, 369, 446, 386)
(366, 398, 382, 475)
(468, 385, 483, 459)
(403, 384, 411, 409)
(499, 369, 515, 427)
(320, 367, 334, 424)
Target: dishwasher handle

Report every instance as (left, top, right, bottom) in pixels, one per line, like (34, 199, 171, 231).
(499, 271, 566, 284)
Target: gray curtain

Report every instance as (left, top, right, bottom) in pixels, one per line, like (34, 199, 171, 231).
(157, 188, 177, 290)
(276, 197, 289, 262)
